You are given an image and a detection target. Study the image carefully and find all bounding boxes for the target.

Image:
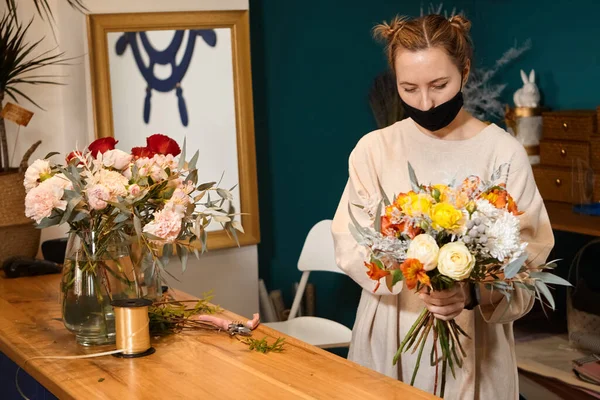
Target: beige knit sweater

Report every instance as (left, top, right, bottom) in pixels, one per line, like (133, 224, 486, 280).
(331, 118, 555, 399)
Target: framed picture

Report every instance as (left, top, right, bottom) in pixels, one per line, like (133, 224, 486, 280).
(87, 10, 260, 250)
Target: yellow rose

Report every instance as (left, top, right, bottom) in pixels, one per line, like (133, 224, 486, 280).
(437, 241, 475, 280)
(399, 193, 432, 217)
(429, 202, 464, 231)
(407, 234, 439, 271)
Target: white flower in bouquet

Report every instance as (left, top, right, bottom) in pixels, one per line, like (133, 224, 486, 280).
(91, 169, 128, 200)
(143, 209, 183, 243)
(164, 187, 191, 216)
(437, 241, 475, 280)
(473, 198, 500, 219)
(485, 211, 521, 261)
(24, 176, 69, 223)
(99, 149, 133, 170)
(407, 234, 439, 271)
(86, 184, 111, 210)
(23, 159, 52, 192)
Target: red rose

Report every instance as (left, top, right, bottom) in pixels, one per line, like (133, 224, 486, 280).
(146, 134, 181, 156)
(66, 151, 83, 164)
(88, 137, 118, 157)
(131, 147, 156, 158)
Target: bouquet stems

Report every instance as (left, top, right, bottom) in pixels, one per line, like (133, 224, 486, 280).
(394, 308, 470, 398)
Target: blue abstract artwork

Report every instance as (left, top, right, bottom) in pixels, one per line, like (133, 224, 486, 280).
(114, 29, 217, 127)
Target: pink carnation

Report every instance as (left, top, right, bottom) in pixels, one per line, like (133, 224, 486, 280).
(142, 209, 182, 243)
(86, 184, 110, 210)
(25, 179, 67, 223)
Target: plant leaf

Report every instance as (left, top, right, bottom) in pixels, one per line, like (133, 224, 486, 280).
(504, 254, 528, 279)
(529, 271, 572, 287)
(407, 162, 420, 192)
(535, 280, 555, 310)
(188, 150, 199, 171)
(373, 199, 383, 233)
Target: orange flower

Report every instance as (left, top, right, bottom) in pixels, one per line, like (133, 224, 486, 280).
(381, 215, 401, 237)
(364, 261, 390, 292)
(400, 258, 431, 290)
(480, 184, 523, 216)
(404, 222, 423, 239)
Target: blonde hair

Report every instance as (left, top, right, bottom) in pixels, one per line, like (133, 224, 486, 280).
(373, 14, 473, 75)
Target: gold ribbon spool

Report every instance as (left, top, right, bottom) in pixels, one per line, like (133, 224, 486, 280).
(111, 298, 155, 358)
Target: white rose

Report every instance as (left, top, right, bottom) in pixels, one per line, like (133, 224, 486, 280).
(102, 149, 133, 170)
(23, 159, 52, 192)
(437, 241, 475, 281)
(407, 234, 439, 271)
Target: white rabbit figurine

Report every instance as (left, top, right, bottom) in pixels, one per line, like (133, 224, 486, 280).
(513, 69, 540, 107)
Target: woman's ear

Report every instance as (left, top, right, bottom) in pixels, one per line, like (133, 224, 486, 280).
(462, 60, 471, 87)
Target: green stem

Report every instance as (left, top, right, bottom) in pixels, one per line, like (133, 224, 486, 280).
(395, 308, 429, 363)
(410, 316, 433, 386)
(449, 320, 467, 358)
(411, 315, 433, 354)
(440, 356, 447, 398)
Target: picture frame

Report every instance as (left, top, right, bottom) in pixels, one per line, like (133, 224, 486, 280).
(87, 10, 260, 250)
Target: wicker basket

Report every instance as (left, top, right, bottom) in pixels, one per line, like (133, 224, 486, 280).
(0, 170, 40, 264)
(567, 239, 600, 351)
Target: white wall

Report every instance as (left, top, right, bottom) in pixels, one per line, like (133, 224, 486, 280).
(1, 0, 258, 317)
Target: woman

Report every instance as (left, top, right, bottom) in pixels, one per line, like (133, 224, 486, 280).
(331, 13, 554, 400)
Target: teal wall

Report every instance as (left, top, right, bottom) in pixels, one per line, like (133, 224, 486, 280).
(249, 0, 600, 332)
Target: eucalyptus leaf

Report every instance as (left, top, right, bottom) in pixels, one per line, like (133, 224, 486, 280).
(133, 215, 142, 237)
(178, 137, 187, 170)
(197, 182, 216, 191)
(186, 170, 198, 186)
(504, 254, 528, 279)
(188, 150, 199, 171)
(216, 188, 233, 200)
(376, 177, 391, 206)
(374, 199, 383, 233)
(407, 162, 420, 192)
(232, 220, 245, 233)
(535, 280, 555, 310)
(529, 272, 572, 287)
(348, 222, 364, 244)
(347, 204, 367, 237)
(113, 212, 129, 223)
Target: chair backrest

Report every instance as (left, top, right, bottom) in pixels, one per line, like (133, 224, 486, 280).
(288, 219, 345, 320)
(297, 219, 344, 274)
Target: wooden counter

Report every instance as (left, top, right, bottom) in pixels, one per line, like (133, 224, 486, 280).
(0, 274, 437, 400)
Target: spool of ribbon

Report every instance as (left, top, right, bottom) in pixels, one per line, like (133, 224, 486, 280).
(111, 298, 156, 358)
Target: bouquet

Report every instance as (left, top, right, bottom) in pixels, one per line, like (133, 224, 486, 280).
(23, 133, 242, 296)
(349, 162, 569, 397)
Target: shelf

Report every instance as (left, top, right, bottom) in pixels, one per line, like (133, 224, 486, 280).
(545, 201, 600, 237)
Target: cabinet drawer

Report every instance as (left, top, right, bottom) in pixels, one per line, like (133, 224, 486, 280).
(532, 165, 593, 204)
(542, 110, 597, 141)
(539, 140, 590, 167)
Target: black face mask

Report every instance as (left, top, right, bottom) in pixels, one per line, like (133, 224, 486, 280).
(400, 79, 464, 132)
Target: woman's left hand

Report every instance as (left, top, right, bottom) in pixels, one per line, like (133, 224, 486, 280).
(418, 284, 469, 321)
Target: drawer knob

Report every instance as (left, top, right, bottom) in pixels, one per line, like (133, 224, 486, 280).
(562, 122, 569, 131)
(555, 178, 562, 186)
(560, 148, 567, 157)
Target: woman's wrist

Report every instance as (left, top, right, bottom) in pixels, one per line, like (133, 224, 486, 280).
(463, 282, 479, 310)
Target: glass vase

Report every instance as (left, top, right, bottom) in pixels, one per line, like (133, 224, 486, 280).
(60, 230, 141, 346)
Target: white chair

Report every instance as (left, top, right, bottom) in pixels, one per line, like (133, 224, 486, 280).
(264, 220, 352, 349)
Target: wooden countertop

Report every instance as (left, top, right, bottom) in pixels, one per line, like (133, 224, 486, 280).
(0, 274, 437, 400)
(545, 201, 600, 237)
